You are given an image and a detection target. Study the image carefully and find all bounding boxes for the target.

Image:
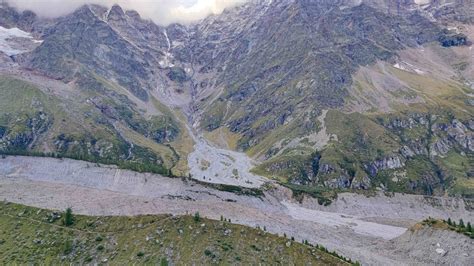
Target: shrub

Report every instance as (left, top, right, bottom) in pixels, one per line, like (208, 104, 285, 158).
(204, 249, 216, 258)
(63, 240, 73, 255)
(160, 258, 169, 266)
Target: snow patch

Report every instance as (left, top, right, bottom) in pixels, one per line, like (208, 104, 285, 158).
(393, 61, 425, 75)
(0, 26, 42, 56)
(159, 29, 175, 68)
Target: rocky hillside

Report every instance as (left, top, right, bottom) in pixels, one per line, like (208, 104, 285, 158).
(0, 202, 351, 265)
(383, 218, 473, 265)
(0, 0, 472, 197)
(0, 74, 186, 176)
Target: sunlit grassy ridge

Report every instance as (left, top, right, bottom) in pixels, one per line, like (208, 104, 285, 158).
(0, 202, 351, 265)
(0, 75, 187, 176)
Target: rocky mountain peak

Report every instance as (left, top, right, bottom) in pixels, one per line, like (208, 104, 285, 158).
(107, 4, 126, 22)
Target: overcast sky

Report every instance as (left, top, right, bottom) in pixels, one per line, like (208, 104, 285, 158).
(6, 0, 249, 25)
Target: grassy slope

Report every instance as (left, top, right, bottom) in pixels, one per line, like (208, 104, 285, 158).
(249, 47, 474, 197)
(0, 202, 350, 265)
(0, 76, 113, 148)
(94, 74, 194, 176)
(0, 75, 187, 175)
(151, 97, 195, 176)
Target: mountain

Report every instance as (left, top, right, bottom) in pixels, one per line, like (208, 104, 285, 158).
(0, 0, 473, 198)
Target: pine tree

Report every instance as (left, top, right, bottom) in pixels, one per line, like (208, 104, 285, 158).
(447, 218, 452, 225)
(459, 219, 465, 228)
(193, 212, 200, 222)
(63, 208, 74, 226)
(467, 222, 472, 232)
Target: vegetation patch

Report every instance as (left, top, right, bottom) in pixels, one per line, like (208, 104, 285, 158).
(284, 184, 337, 206)
(421, 217, 473, 239)
(190, 179, 264, 197)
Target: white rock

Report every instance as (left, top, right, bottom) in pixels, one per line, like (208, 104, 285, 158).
(435, 248, 445, 255)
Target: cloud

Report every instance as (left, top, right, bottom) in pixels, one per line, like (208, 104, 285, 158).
(6, 0, 249, 25)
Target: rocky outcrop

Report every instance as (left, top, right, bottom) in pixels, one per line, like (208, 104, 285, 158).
(429, 137, 451, 157)
(439, 32, 468, 47)
(319, 164, 336, 175)
(350, 175, 371, 190)
(385, 114, 473, 156)
(324, 175, 352, 189)
(167, 67, 189, 83)
(447, 120, 474, 152)
(0, 112, 52, 151)
(261, 154, 321, 185)
(366, 156, 404, 177)
(400, 145, 416, 158)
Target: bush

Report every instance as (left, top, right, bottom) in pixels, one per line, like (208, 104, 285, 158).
(137, 251, 145, 257)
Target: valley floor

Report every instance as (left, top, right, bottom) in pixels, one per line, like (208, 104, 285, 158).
(1, 156, 472, 265)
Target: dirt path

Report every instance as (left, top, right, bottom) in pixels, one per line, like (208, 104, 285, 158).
(1, 156, 472, 265)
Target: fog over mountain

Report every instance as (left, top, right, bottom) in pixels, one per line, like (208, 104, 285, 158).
(6, 0, 248, 25)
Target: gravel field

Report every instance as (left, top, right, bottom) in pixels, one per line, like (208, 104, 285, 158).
(0, 156, 472, 265)
(188, 135, 266, 188)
